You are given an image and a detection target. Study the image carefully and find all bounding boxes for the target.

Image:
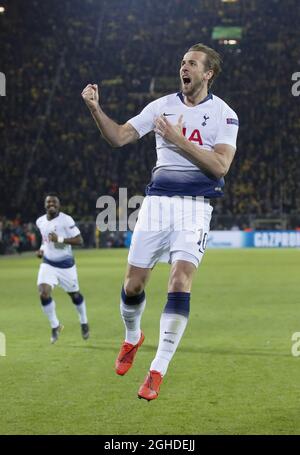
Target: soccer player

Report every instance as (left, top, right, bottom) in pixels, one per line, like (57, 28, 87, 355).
(82, 43, 238, 400)
(36, 193, 89, 343)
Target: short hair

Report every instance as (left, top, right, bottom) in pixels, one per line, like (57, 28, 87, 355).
(45, 192, 60, 201)
(187, 43, 222, 89)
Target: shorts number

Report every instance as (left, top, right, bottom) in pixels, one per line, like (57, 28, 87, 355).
(197, 230, 208, 253)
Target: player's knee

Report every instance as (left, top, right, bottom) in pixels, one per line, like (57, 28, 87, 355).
(69, 292, 84, 305)
(40, 294, 52, 306)
(123, 280, 144, 297)
(39, 283, 52, 300)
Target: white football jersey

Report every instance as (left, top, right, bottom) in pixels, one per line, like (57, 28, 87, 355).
(128, 92, 239, 197)
(36, 212, 80, 264)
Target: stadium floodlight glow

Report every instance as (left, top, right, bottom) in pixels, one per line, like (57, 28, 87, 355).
(223, 39, 238, 45)
(0, 6, 5, 13)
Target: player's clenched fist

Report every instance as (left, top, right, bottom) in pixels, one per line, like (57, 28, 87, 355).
(48, 232, 58, 242)
(81, 84, 99, 111)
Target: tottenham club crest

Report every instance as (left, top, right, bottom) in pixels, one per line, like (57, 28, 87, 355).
(202, 114, 209, 127)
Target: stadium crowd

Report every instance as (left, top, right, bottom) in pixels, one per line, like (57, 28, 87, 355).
(1, 0, 299, 252)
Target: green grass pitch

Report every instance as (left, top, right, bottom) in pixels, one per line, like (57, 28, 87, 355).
(0, 248, 299, 435)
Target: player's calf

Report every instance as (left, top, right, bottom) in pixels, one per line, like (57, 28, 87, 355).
(68, 292, 89, 339)
(39, 294, 61, 334)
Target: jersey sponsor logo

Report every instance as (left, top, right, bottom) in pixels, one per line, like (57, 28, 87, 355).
(226, 118, 239, 126)
(182, 127, 203, 145)
(54, 243, 67, 250)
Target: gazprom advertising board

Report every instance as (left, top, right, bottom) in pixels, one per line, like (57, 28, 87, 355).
(207, 231, 300, 249)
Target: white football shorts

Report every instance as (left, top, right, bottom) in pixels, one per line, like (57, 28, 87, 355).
(37, 263, 80, 292)
(128, 195, 213, 268)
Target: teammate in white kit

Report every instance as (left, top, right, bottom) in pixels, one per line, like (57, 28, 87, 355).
(36, 193, 89, 343)
(82, 43, 239, 400)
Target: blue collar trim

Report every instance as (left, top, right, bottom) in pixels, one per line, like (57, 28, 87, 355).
(177, 92, 213, 105)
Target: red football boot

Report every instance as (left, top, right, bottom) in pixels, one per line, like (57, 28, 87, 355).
(138, 370, 163, 401)
(115, 332, 145, 375)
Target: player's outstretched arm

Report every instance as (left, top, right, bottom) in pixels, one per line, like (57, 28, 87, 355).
(81, 84, 139, 147)
(154, 115, 235, 179)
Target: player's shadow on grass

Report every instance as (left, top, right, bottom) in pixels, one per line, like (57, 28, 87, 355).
(180, 346, 291, 357)
(141, 344, 290, 358)
(67, 344, 109, 350)
(65, 344, 290, 357)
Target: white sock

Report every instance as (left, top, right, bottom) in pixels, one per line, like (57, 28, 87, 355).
(150, 313, 188, 376)
(75, 301, 88, 324)
(120, 298, 146, 345)
(42, 299, 59, 329)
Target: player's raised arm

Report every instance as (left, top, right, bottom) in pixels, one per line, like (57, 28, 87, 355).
(81, 84, 139, 147)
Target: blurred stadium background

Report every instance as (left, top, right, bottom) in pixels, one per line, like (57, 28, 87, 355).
(1, 0, 300, 437)
(0, 0, 299, 253)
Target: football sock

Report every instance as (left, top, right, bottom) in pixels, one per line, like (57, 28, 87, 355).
(40, 296, 59, 329)
(120, 286, 146, 345)
(150, 292, 190, 376)
(71, 293, 88, 324)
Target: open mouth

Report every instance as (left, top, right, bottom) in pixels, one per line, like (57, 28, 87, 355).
(182, 76, 191, 86)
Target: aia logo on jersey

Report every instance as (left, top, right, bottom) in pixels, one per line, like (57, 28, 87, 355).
(182, 127, 203, 145)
